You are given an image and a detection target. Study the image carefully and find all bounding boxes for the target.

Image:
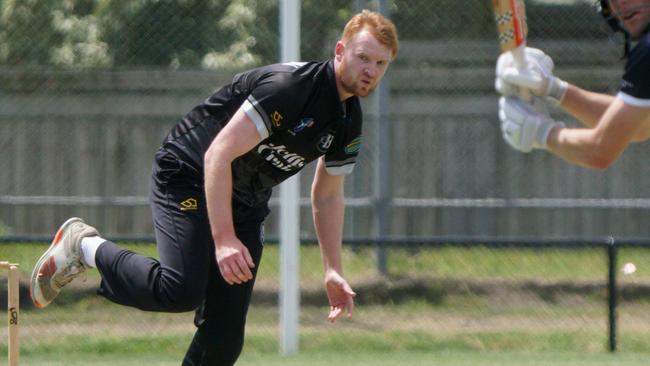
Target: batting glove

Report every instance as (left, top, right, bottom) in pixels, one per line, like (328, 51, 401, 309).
(499, 96, 565, 153)
(495, 47, 568, 104)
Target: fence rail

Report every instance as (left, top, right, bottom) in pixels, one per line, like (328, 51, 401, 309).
(2, 40, 648, 239)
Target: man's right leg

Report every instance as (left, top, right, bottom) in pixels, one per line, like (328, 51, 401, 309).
(31, 149, 213, 312)
(95, 150, 212, 312)
(30, 217, 100, 308)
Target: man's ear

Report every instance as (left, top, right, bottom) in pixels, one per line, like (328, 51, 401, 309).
(334, 41, 345, 61)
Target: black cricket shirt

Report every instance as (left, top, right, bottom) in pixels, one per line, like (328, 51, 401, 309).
(162, 60, 363, 220)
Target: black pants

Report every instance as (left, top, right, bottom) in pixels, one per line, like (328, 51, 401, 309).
(95, 149, 265, 366)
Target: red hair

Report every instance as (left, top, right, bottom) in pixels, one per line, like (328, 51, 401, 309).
(341, 9, 399, 60)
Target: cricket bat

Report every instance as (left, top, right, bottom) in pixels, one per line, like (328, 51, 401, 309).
(492, 0, 531, 100)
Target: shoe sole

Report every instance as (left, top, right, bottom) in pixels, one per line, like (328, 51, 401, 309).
(29, 217, 81, 309)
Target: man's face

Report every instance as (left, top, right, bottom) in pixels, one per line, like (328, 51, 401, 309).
(334, 29, 392, 99)
(609, 0, 650, 39)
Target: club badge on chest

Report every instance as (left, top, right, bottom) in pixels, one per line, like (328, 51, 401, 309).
(317, 133, 335, 153)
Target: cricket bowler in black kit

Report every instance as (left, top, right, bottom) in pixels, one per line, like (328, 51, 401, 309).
(495, 0, 650, 167)
(30, 10, 399, 366)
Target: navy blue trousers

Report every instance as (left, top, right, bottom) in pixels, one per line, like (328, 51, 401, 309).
(95, 149, 265, 366)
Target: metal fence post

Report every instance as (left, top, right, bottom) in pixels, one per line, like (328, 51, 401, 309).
(607, 236, 617, 352)
(372, 0, 391, 276)
(279, 0, 301, 355)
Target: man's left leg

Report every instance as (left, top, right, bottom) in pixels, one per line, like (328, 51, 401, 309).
(182, 222, 264, 366)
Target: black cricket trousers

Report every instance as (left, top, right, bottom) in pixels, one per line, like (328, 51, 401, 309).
(94, 148, 265, 366)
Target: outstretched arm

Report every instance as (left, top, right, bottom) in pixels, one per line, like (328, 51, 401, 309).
(311, 157, 356, 322)
(547, 98, 650, 169)
(559, 84, 616, 128)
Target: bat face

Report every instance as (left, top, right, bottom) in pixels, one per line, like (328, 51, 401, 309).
(492, 0, 528, 52)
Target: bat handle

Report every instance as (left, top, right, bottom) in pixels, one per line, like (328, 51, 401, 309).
(510, 45, 532, 103)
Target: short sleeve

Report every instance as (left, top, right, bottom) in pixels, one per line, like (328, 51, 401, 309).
(241, 64, 311, 140)
(618, 37, 650, 107)
(324, 102, 363, 176)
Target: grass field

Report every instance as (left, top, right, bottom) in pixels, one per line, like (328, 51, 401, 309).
(19, 351, 650, 366)
(2, 242, 650, 365)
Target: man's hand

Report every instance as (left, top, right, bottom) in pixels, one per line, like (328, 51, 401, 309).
(215, 237, 255, 285)
(499, 96, 565, 153)
(496, 47, 567, 103)
(324, 270, 356, 323)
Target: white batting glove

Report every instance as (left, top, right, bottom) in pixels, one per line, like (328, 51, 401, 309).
(495, 47, 568, 104)
(499, 96, 565, 153)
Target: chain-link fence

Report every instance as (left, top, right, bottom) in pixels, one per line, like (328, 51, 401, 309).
(3, 0, 648, 240)
(2, 0, 650, 362)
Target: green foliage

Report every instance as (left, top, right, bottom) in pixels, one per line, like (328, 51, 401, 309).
(0, 0, 352, 68)
(0, 0, 607, 68)
(0, 0, 64, 66)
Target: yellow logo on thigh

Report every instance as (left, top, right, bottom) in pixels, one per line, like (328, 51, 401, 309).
(180, 198, 198, 211)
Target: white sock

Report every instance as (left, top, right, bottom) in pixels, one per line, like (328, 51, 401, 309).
(80, 236, 106, 268)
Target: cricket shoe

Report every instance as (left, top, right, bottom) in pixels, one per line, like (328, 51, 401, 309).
(30, 217, 99, 308)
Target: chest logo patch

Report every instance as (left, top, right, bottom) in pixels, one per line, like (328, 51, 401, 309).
(317, 133, 335, 153)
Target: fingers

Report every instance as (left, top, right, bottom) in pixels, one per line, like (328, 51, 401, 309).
(327, 285, 356, 323)
(345, 293, 355, 318)
(328, 306, 343, 323)
(243, 247, 256, 269)
(502, 96, 532, 120)
(219, 262, 250, 285)
(502, 68, 543, 91)
(327, 297, 355, 323)
(217, 247, 255, 286)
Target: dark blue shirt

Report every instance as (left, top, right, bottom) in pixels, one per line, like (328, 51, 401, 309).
(618, 29, 650, 106)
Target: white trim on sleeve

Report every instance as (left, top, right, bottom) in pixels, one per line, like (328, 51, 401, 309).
(325, 164, 355, 176)
(617, 91, 650, 108)
(242, 97, 271, 140)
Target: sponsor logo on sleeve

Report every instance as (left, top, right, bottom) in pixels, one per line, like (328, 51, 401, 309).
(271, 111, 283, 127)
(289, 117, 315, 135)
(620, 79, 634, 90)
(345, 137, 361, 154)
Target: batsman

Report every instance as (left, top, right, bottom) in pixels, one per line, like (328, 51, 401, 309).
(496, 0, 650, 168)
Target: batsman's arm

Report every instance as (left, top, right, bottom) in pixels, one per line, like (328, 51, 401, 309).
(559, 84, 616, 128)
(547, 98, 650, 168)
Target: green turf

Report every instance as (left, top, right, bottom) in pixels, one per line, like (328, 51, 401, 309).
(3, 243, 649, 283)
(17, 351, 650, 366)
(238, 351, 650, 366)
(3, 242, 650, 365)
